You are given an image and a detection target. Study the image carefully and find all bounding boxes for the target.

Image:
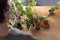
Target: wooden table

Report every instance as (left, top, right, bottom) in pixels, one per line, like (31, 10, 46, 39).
(23, 6, 60, 40)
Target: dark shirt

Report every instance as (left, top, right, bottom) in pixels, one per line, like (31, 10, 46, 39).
(0, 28, 38, 40)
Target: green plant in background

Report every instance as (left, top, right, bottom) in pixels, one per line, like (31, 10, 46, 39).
(57, 1, 60, 6)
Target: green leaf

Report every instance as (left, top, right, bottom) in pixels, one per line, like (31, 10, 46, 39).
(28, 0, 36, 7)
(51, 6, 58, 12)
(17, 5, 23, 11)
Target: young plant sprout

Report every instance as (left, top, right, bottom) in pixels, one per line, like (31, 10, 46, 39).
(49, 6, 58, 15)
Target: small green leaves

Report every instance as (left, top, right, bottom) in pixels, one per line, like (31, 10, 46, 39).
(28, 0, 36, 7)
(50, 6, 58, 12)
(9, 0, 51, 30)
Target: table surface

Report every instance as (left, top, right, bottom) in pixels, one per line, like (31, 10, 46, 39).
(22, 6, 60, 40)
